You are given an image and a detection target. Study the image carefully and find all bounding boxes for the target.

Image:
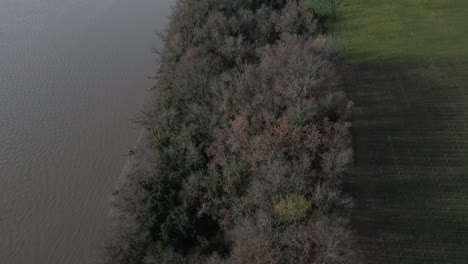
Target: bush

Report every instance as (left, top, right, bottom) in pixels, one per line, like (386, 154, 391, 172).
(105, 0, 359, 263)
(274, 194, 312, 220)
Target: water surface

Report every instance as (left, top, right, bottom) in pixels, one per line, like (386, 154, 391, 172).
(0, 0, 172, 263)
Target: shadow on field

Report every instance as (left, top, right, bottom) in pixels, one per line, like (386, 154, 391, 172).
(342, 57, 468, 263)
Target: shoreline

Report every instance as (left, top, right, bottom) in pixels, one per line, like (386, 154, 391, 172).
(107, 128, 152, 218)
(100, 128, 151, 263)
(118, 129, 148, 187)
(107, 65, 160, 223)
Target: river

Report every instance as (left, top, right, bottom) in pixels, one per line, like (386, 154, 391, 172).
(0, 0, 172, 263)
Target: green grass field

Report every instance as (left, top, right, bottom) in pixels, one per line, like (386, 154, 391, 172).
(314, 0, 468, 263)
(334, 0, 468, 62)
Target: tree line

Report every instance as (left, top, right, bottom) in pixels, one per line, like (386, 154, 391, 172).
(105, 0, 359, 263)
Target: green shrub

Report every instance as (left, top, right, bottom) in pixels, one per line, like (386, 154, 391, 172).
(274, 194, 312, 220)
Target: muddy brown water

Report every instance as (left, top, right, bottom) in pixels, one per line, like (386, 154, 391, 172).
(0, 0, 173, 263)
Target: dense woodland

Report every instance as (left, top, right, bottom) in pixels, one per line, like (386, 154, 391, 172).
(105, 0, 358, 263)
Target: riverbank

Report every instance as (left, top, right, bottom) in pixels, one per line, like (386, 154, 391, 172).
(108, 129, 151, 217)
